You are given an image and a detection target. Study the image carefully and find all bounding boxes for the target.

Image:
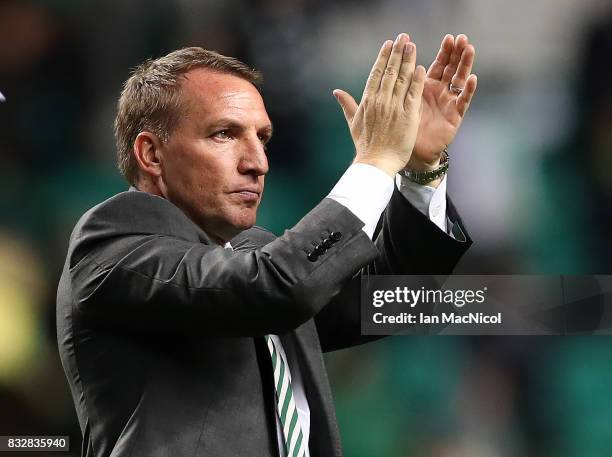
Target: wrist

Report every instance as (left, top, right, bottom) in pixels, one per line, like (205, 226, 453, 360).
(401, 148, 449, 187)
(353, 156, 404, 178)
(406, 155, 442, 172)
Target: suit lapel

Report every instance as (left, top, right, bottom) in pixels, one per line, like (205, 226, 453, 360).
(254, 336, 283, 457)
(290, 321, 343, 457)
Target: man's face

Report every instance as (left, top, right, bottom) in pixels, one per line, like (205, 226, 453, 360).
(158, 69, 272, 243)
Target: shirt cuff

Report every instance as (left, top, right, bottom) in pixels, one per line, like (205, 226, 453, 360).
(327, 163, 394, 239)
(395, 173, 448, 233)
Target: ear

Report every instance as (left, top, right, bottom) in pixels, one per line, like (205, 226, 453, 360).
(133, 132, 164, 179)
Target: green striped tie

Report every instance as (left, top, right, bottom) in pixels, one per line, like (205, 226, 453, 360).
(265, 335, 306, 457)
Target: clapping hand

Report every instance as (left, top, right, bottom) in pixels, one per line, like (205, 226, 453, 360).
(333, 33, 426, 177)
(334, 33, 477, 182)
(410, 34, 477, 171)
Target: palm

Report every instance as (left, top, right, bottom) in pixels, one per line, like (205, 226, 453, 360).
(413, 77, 462, 162)
(409, 34, 477, 168)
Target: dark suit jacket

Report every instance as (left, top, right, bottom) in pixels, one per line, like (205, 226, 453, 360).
(57, 187, 471, 457)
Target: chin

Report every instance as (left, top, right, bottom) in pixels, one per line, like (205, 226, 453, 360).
(227, 210, 258, 233)
(234, 217, 257, 231)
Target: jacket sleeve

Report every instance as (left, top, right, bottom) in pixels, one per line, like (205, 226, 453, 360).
(315, 188, 473, 352)
(64, 191, 378, 337)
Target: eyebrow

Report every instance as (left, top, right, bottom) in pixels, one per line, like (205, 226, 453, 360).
(210, 118, 274, 137)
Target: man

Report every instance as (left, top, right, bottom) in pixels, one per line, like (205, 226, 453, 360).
(57, 33, 477, 457)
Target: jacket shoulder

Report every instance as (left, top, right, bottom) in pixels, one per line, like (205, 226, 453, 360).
(74, 190, 200, 239)
(67, 190, 201, 266)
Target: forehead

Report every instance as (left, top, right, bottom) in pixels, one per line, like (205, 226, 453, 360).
(179, 68, 269, 125)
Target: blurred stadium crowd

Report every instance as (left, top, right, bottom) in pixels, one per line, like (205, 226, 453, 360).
(1, 0, 612, 456)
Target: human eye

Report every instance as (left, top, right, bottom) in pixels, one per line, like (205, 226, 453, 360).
(211, 130, 233, 141)
(258, 133, 271, 150)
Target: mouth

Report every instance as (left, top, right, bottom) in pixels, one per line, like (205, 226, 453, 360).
(230, 188, 261, 201)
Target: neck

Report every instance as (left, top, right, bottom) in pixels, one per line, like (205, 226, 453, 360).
(135, 179, 231, 246)
(134, 178, 163, 197)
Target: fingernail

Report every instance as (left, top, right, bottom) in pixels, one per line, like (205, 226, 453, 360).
(405, 42, 414, 54)
(395, 34, 402, 44)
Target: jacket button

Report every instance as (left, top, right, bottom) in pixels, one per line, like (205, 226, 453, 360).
(322, 238, 334, 249)
(314, 245, 326, 255)
(307, 251, 319, 262)
(330, 231, 342, 241)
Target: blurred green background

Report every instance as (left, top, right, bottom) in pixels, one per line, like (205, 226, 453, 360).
(1, 0, 612, 456)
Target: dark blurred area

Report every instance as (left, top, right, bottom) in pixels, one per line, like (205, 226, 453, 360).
(1, 0, 612, 456)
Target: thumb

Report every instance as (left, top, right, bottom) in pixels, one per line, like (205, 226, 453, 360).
(333, 89, 358, 125)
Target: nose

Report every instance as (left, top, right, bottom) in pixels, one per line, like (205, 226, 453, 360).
(238, 135, 269, 176)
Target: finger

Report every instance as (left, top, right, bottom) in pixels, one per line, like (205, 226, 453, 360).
(456, 74, 477, 117)
(405, 65, 426, 110)
(441, 34, 468, 84)
(451, 44, 475, 89)
(379, 33, 410, 100)
(393, 42, 416, 101)
(427, 34, 454, 80)
(333, 89, 358, 124)
(363, 40, 393, 99)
